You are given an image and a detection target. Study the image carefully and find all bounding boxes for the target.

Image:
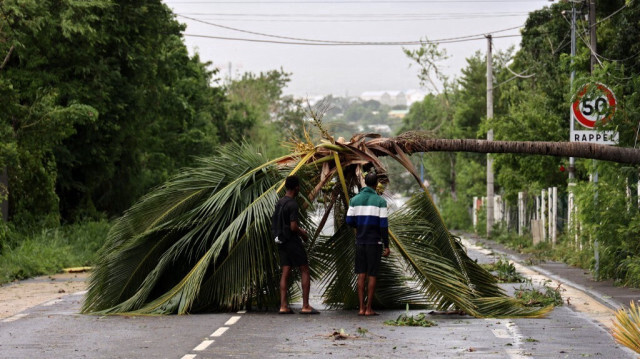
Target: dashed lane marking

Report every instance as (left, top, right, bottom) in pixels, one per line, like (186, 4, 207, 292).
(182, 312, 242, 358)
(211, 327, 229, 337)
(193, 340, 215, 351)
(2, 313, 28, 323)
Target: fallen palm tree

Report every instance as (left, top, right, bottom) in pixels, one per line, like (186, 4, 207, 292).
(83, 121, 640, 317)
(612, 301, 640, 354)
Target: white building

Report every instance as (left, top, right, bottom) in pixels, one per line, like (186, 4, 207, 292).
(360, 89, 427, 107)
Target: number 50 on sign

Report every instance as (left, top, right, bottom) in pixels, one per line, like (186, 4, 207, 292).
(571, 83, 618, 145)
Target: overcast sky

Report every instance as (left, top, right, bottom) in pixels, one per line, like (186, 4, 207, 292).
(162, 0, 555, 98)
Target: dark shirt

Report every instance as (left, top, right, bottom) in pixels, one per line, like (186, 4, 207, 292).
(272, 196, 300, 242)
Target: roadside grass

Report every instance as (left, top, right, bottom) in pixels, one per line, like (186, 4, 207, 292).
(487, 228, 604, 281)
(0, 220, 110, 284)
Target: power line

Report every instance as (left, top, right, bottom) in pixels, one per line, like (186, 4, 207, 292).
(177, 12, 529, 17)
(183, 33, 521, 46)
(178, 14, 523, 45)
(188, 16, 526, 23)
(591, 2, 628, 29)
(179, 13, 529, 22)
(167, 0, 549, 4)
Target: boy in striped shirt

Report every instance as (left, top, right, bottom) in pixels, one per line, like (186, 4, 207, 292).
(346, 172, 390, 316)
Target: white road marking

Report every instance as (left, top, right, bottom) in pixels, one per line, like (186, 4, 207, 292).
(237, 310, 246, 314)
(225, 316, 241, 325)
(193, 340, 214, 351)
(181, 355, 197, 359)
(504, 320, 528, 359)
(491, 328, 511, 339)
(2, 313, 28, 322)
(211, 327, 229, 337)
(72, 290, 88, 296)
(42, 299, 63, 306)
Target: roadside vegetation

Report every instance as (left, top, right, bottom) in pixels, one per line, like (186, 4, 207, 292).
(0, 221, 109, 284)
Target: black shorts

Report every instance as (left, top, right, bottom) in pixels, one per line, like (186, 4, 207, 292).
(355, 244, 382, 276)
(278, 239, 308, 267)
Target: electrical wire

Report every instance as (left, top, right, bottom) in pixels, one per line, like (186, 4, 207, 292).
(505, 64, 535, 78)
(178, 14, 524, 45)
(183, 33, 513, 45)
(590, 2, 629, 29)
(167, 0, 551, 4)
(178, 12, 529, 17)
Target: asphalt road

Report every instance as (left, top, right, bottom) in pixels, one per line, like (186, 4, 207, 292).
(0, 243, 635, 359)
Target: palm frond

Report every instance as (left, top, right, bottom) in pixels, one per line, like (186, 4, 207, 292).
(388, 193, 552, 317)
(612, 301, 640, 353)
(83, 143, 307, 314)
(84, 130, 554, 319)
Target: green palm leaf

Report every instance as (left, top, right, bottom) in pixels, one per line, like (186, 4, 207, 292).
(83, 143, 309, 314)
(84, 134, 552, 318)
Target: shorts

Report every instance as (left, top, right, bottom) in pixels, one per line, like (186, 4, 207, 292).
(278, 238, 308, 267)
(355, 244, 382, 276)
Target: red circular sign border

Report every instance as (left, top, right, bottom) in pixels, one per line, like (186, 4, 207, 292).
(572, 83, 617, 129)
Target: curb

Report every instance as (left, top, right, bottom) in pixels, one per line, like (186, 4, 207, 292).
(460, 235, 623, 311)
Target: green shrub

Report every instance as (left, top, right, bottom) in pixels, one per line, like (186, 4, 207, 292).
(439, 196, 473, 230)
(615, 256, 640, 288)
(490, 227, 533, 252)
(0, 220, 110, 284)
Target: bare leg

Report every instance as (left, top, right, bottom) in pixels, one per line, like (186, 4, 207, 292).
(300, 265, 312, 311)
(357, 273, 367, 315)
(279, 266, 291, 312)
(365, 276, 377, 315)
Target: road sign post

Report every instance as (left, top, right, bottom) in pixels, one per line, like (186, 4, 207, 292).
(570, 83, 618, 144)
(570, 82, 616, 280)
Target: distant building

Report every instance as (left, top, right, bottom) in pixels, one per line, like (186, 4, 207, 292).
(360, 89, 427, 107)
(405, 89, 428, 106)
(388, 109, 409, 119)
(366, 124, 392, 134)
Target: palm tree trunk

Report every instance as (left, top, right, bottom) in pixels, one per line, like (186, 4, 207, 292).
(375, 133, 640, 165)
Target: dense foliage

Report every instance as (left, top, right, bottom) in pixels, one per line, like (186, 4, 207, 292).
(400, 0, 640, 284)
(0, 1, 302, 239)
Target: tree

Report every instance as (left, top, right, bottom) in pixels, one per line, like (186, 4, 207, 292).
(0, 0, 228, 223)
(93, 120, 640, 317)
(225, 69, 306, 159)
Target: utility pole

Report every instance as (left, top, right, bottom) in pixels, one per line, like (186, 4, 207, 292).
(486, 34, 494, 237)
(589, 0, 597, 73)
(567, 2, 578, 246)
(568, 3, 577, 179)
(588, 0, 600, 279)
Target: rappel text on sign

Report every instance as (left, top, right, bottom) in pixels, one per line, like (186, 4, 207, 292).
(571, 130, 619, 145)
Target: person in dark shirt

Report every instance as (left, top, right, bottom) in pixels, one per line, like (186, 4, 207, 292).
(272, 175, 319, 315)
(346, 172, 390, 316)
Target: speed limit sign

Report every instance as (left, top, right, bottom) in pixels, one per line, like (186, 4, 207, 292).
(572, 83, 617, 129)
